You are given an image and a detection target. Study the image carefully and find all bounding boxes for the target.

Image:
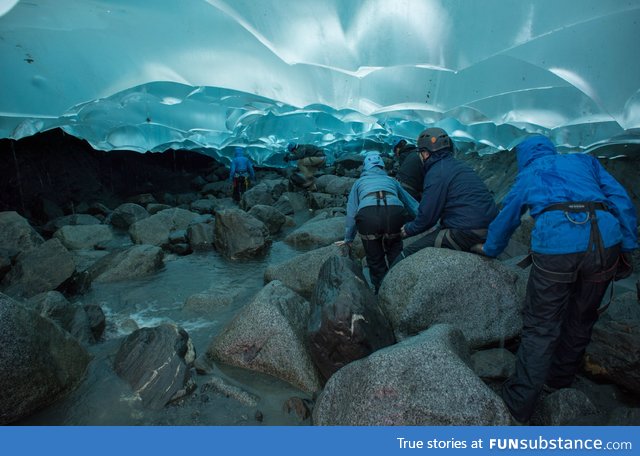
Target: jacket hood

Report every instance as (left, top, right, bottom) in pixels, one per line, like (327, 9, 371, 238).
(234, 147, 244, 157)
(363, 152, 385, 172)
(516, 136, 556, 170)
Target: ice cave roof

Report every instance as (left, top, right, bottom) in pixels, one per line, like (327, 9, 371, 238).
(1, 0, 639, 164)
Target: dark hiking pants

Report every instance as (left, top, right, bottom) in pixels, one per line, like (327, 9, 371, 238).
(501, 244, 620, 422)
(356, 205, 409, 293)
(390, 227, 486, 269)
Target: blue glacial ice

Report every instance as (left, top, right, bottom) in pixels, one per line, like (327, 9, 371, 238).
(0, 0, 639, 164)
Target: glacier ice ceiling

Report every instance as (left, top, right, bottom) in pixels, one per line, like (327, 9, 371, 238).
(1, 0, 640, 165)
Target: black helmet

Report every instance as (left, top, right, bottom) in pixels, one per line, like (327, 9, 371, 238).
(417, 128, 452, 153)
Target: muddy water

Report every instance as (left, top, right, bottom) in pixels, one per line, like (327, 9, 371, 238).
(20, 239, 316, 426)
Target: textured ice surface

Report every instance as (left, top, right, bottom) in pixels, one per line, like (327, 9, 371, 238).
(1, 0, 639, 162)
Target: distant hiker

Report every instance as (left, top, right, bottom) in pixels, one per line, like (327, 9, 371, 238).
(391, 127, 498, 266)
(284, 142, 326, 191)
(335, 152, 418, 294)
(393, 139, 423, 201)
(477, 135, 638, 424)
(229, 146, 255, 202)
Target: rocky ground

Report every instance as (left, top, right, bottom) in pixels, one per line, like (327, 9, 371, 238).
(1, 129, 639, 426)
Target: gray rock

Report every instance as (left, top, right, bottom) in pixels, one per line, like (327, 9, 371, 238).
(53, 224, 113, 250)
(83, 303, 106, 340)
(607, 407, 640, 425)
(314, 175, 357, 196)
(214, 209, 270, 259)
(379, 247, 526, 348)
(248, 204, 287, 234)
(308, 255, 395, 381)
(273, 192, 308, 215)
(27, 291, 94, 344)
(2, 238, 75, 299)
(190, 198, 217, 215)
(43, 213, 102, 236)
(110, 203, 149, 229)
(0, 293, 91, 425)
(313, 324, 512, 425)
(182, 291, 234, 315)
(530, 388, 598, 426)
(206, 280, 323, 393)
(128, 207, 199, 246)
(471, 348, 516, 379)
(0, 211, 43, 254)
(201, 376, 260, 407)
(264, 244, 345, 299)
(114, 324, 195, 409)
(146, 203, 171, 215)
(86, 244, 164, 283)
(284, 216, 345, 249)
(187, 219, 215, 250)
(241, 183, 274, 210)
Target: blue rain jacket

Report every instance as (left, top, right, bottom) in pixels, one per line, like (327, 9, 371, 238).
(344, 167, 419, 242)
(483, 136, 638, 257)
(229, 149, 255, 182)
(403, 151, 498, 237)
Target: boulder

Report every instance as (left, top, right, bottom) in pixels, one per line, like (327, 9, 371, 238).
(27, 291, 94, 344)
(85, 244, 164, 283)
(128, 207, 198, 246)
(206, 280, 323, 393)
(43, 213, 102, 237)
(308, 256, 395, 381)
(379, 248, 526, 348)
(110, 203, 149, 229)
(114, 324, 195, 409)
(0, 293, 91, 424)
(471, 348, 516, 380)
(284, 216, 345, 249)
(186, 216, 215, 250)
(248, 204, 287, 235)
(241, 183, 274, 210)
(190, 199, 217, 215)
(0, 211, 43, 254)
(273, 192, 308, 215)
(314, 175, 356, 196)
(182, 290, 234, 315)
(53, 224, 113, 250)
(312, 324, 512, 425)
(307, 192, 346, 210)
(530, 388, 598, 426)
(214, 209, 271, 259)
(1, 238, 75, 299)
(264, 244, 345, 299)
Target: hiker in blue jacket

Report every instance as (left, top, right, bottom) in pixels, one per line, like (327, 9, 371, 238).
(229, 146, 255, 202)
(392, 127, 498, 266)
(479, 135, 638, 423)
(335, 152, 418, 294)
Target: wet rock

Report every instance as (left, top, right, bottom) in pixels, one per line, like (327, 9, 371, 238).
(314, 175, 356, 196)
(273, 192, 308, 215)
(206, 280, 323, 393)
(182, 290, 233, 315)
(43, 213, 102, 237)
(1, 238, 75, 299)
(27, 291, 94, 344)
(201, 375, 260, 407)
(85, 244, 164, 283)
(379, 247, 526, 348)
(83, 303, 106, 340)
(283, 397, 312, 421)
(114, 324, 195, 409)
(0, 293, 91, 425)
(284, 216, 345, 249)
(128, 207, 198, 246)
(186, 216, 215, 250)
(146, 203, 171, 215)
(308, 256, 395, 382)
(530, 388, 598, 426)
(189, 198, 217, 215)
(248, 204, 287, 235)
(307, 192, 346, 210)
(214, 208, 270, 259)
(0, 211, 43, 253)
(53, 224, 114, 250)
(110, 203, 149, 229)
(313, 324, 512, 425)
(471, 348, 516, 380)
(241, 183, 274, 210)
(264, 244, 345, 299)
